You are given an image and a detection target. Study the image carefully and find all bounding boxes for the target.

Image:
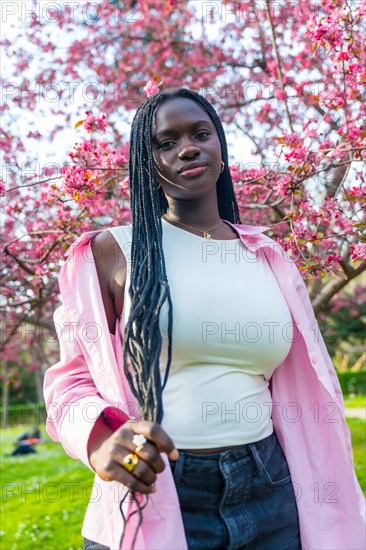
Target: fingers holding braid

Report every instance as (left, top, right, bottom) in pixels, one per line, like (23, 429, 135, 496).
(89, 420, 179, 495)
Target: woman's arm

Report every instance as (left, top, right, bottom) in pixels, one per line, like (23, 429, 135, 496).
(44, 230, 179, 494)
(87, 231, 179, 492)
(91, 230, 127, 334)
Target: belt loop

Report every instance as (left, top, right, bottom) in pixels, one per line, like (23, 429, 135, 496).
(248, 442, 264, 476)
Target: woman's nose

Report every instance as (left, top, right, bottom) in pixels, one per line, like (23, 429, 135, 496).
(178, 143, 201, 159)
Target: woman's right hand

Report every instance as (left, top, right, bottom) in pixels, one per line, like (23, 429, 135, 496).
(88, 419, 179, 495)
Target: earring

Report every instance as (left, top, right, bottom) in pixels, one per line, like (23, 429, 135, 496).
(220, 161, 225, 173)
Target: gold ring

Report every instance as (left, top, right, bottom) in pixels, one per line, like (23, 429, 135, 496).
(122, 453, 139, 473)
(135, 444, 145, 454)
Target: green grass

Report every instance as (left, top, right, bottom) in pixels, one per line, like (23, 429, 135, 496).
(346, 418, 366, 492)
(1, 421, 365, 549)
(343, 394, 366, 409)
(0, 427, 93, 550)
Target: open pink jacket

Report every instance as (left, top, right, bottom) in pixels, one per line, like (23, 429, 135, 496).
(43, 222, 365, 550)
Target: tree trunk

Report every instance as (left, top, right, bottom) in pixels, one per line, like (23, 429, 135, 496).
(34, 368, 44, 405)
(1, 380, 9, 427)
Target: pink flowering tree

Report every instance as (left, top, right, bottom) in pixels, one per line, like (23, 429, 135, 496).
(1, 0, 365, 405)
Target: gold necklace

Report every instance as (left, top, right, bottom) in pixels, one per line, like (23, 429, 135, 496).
(163, 213, 223, 240)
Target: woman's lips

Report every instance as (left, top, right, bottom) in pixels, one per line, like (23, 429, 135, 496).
(179, 165, 208, 177)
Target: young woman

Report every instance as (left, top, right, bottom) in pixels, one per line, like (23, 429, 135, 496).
(44, 88, 365, 550)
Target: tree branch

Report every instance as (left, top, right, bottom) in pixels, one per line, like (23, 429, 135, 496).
(3, 248, 36, 276)
(7, 176, 62, 193)
(264, 0, 294, 132)
(327, 162, 351, 197)
(312, 261, 366, 315)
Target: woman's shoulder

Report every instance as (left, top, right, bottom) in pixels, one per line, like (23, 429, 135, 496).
(91, 226, 130, 268)
(64, 225, 131, 266)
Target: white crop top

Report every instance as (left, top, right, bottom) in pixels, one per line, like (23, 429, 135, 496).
(108, 218, 293, 448)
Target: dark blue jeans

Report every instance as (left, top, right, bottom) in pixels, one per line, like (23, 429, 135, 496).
(83, 540, 109, 549)
(168, 430, 301, 550)
(84, 431, 301, 550)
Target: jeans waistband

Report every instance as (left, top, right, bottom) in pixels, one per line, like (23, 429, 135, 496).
(177, 431, 275, 462)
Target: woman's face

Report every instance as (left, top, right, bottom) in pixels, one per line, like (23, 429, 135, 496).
(151, 97, 222, 199)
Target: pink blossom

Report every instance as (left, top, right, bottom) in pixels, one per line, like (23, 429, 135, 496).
(307, 13, 343, 49)
(2, 0, 366, 375)
(143, 79, 160, 97)
(83, 112, 108, 133)
(350, 243, 366, 261)
(274, 89, 286, 100)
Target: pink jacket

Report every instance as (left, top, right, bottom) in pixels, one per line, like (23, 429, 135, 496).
(43, 222, 365, 550)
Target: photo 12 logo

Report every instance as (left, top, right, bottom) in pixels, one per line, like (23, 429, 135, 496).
(1, 1, 140, 25)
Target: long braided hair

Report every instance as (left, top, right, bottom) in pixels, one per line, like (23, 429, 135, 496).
(122, 88, 241, 425)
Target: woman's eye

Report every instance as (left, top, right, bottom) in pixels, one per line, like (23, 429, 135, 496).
(159, 140, 175, 150)
(158, 132, 209, 149)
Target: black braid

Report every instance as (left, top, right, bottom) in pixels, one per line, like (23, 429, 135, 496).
(122, 87, 241, 426)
